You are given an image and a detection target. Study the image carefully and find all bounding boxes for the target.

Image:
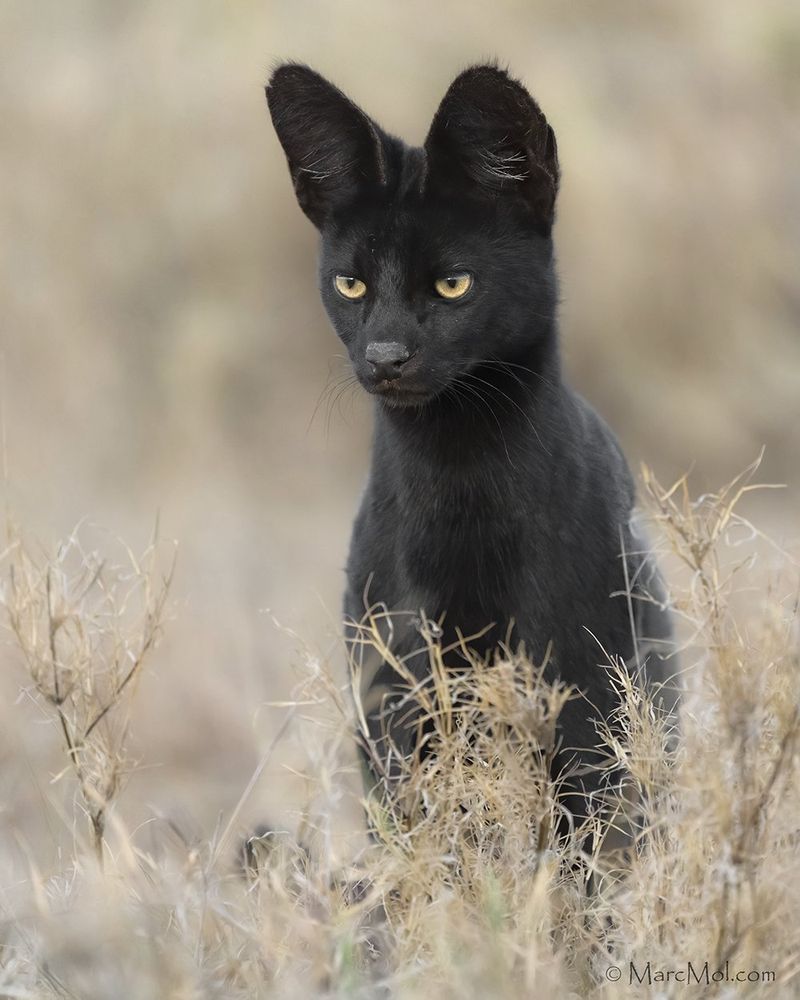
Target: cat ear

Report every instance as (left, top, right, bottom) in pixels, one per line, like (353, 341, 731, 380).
(266, 63, 387, 228)
(424, 65, 559, 231)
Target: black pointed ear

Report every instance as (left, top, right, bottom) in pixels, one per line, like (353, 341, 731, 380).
(424, 65, 559, 231)
(266, 63, 387, 228)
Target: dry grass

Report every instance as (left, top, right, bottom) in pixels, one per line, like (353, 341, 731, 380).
(3, 524, 175, 869)
(1, 465, 798, 998)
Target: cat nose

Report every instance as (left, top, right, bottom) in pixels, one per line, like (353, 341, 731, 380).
(365, 341, 410, 382)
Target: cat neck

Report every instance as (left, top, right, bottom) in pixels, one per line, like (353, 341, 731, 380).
(372, 331, 564, 483)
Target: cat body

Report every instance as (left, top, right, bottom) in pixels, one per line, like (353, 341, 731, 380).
(266, 63, 676, 813)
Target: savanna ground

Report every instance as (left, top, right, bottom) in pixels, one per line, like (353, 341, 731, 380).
(1, 460, 799, 997)
(1, 0, 799, 996)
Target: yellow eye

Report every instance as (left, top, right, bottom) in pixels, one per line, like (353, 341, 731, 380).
(334, 275, 367, 300)
(434, 273, 473, 300)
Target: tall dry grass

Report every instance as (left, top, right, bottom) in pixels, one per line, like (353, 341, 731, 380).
(4, 524, 174, 869)
(1, 463, 798, 998)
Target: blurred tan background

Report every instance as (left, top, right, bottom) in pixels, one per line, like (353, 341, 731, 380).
(1, 0, 799, 862)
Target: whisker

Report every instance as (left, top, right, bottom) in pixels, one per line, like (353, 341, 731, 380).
(460, 371, 551, 457)
(482, 356, 557, 391)
(454, 378, 517, 470)
(328, 377, 361, 436)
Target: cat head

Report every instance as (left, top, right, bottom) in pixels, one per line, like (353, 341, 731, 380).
(266, 63, 560, 407)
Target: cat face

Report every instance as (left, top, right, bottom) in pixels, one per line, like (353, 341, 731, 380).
(266, 64, 560, 407)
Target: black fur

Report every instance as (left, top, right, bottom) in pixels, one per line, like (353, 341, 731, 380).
(266, 63, 677, 822)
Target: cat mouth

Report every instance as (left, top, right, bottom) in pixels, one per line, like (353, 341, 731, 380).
(369, 380, 436, 406)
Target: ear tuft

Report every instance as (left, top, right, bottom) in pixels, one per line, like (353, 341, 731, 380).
(266, 63, 386, 228)
(424, 64, 559, 230)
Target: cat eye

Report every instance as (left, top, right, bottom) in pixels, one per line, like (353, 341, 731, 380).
(334, 275, 367, 300)
(434, 273, 473, 300)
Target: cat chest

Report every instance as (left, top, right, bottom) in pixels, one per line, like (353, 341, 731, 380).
(394, 486, 529, 616)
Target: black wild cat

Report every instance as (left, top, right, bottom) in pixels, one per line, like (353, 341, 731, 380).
(266, 63, 677, 824)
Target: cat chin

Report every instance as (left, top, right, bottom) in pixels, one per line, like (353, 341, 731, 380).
(379, 395, 434, 411)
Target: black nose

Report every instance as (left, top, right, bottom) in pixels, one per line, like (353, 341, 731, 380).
(365, 341, 410, 382)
